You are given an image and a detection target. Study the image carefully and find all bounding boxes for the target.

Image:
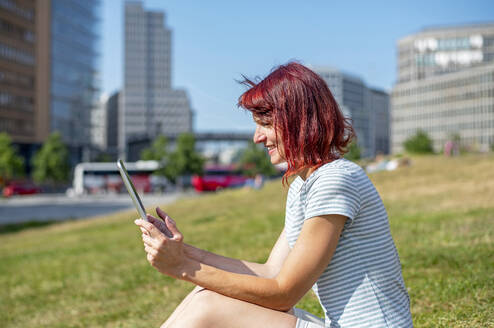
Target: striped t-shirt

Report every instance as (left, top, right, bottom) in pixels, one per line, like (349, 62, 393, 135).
(285, 159, 413, 327)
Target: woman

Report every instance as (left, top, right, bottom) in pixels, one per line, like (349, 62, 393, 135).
(135, 62, 413, 328)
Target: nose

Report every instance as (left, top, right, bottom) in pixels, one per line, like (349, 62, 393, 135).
(253, 125, 266, 144)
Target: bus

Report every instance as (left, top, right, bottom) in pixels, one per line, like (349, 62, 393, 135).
(71, 161, 161, 196)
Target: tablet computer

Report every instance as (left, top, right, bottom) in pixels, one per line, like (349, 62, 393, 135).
(117, 159, 148, 221)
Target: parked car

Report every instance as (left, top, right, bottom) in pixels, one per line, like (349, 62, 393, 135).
(192, 165, 248, 192)
(2, 181, 42, 197)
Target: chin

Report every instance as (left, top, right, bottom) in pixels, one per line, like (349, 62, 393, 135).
(270, 156, 285, 165)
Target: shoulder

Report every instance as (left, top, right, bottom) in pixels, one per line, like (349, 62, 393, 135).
(306, 159, 362, 191)
(303, 159, 362, 221)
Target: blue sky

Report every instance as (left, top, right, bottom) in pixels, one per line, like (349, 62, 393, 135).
(102, 0, 494, 132)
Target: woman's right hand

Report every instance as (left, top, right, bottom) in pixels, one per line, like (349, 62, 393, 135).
(135, 211, 187, 279)
(139, 207, 173, 238)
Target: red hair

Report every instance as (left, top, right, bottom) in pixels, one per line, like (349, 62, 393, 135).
(238, 62, 355, 183)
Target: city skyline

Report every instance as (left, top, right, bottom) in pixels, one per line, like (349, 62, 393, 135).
(103, 0, 494, 132)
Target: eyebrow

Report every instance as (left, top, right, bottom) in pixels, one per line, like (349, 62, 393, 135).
(253, 115, 272, 125)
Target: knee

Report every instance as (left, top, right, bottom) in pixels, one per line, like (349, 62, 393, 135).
(185, 290, 223, 327)
(190, 289, 222, 313)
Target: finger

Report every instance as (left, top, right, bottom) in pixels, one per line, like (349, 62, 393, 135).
(147, 215, 167, 231)
(156, 207, 173, 223)
(147, 215, 160, 225)
(165, 217, 183, 241)
(135, 219, 162, 239)
(134, 218, 152, 235)
(147, 214, 156, 222)
(142, 234, 161, 248)
(139, 227, 149, 235)
(144, 245, 157, 256)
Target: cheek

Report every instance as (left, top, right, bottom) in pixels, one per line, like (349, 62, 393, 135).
(278, 144, 286, 158)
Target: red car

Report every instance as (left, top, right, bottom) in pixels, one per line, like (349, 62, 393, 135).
(192, 166, 248, 192)
(2, 181, 42, 197)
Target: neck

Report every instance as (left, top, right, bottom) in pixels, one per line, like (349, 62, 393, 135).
(297, 167, 315, 181)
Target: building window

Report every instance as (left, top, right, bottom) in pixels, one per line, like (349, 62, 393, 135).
(0, 42, 34, 65)
(0, 0, 34, 21)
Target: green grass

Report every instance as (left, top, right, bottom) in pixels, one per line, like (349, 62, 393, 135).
(1, 154, 493, 327)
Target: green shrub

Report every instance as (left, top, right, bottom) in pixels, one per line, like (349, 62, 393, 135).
(403, 130, 434, 154)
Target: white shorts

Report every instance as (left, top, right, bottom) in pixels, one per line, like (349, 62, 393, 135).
(294, 308, 325, 328)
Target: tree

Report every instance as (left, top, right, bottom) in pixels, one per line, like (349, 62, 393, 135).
(141, 135, 169, 177)
(0, 132, 24, 185)
(141, 135, 168, 162)
(32, 132, 70, 184)
(166, 133, 203, 182)
(403, 130, 434, 154)
(344, 141, 361, 161)
(239, 141, 277, 177)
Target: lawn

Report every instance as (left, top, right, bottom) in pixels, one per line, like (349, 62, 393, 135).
(0, 154, 493, 327)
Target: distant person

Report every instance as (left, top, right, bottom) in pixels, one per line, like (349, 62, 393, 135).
(135, 62, 413, 328)
(253, 173, 264, 189)
(245, 173, 264, 190)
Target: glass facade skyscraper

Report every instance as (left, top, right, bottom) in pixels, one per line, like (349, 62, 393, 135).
(50, 0, 101, 159)
(0, 0, 101, 167)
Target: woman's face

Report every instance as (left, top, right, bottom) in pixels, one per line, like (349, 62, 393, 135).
(252, 116, 286, 165)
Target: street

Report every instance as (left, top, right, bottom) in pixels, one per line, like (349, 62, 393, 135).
(0, 192, 187, 225)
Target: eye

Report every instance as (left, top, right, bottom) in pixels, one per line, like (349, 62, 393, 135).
(253, 114, 272, 128)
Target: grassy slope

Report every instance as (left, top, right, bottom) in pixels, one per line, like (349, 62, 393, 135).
(0, 154, 493, 327)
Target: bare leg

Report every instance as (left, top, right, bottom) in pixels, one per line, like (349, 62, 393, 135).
(161, 286, 206, 328)
(162, 289, 297, 328)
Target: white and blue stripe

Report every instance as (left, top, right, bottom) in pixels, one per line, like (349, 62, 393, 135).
(285, 159, 413, 327)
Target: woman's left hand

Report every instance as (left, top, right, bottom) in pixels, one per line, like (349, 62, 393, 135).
(134, 216, 185, 278)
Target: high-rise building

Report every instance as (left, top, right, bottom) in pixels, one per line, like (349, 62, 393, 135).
(90, 90, 120, 159)
(0, 0, 101, 166)
(369, 88, 390, 155)
(121, 1, 192, 157)
(314, 67, 390, 158)
(90, 94, 107, 151)
(391, 23, 494, 153)
(106, 91, 120, 155)
(0, 1, 45, 151)
(50, 0, 101, 161)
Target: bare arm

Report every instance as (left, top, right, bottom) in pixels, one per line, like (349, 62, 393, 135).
(183, 229, 290, 278)
(145, 208, 290, 278)
(138, 214, 346, 311)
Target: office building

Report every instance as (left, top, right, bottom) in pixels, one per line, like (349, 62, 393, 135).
(50, 0, 101, 161)
(0, 0, 101, 165)
(391, 23, 494, 153)
(121, 1, 193, 157)
(370, 88, 390, 155)
(106, 91, 120, 155)
(90, 94, 107, 151)
(0, 1, 44, 152)
(90, 91, 120, 158)
(314, 67, 390, 158)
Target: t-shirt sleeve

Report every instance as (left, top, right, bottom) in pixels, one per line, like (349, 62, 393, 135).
(304, 169, 361, 222)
